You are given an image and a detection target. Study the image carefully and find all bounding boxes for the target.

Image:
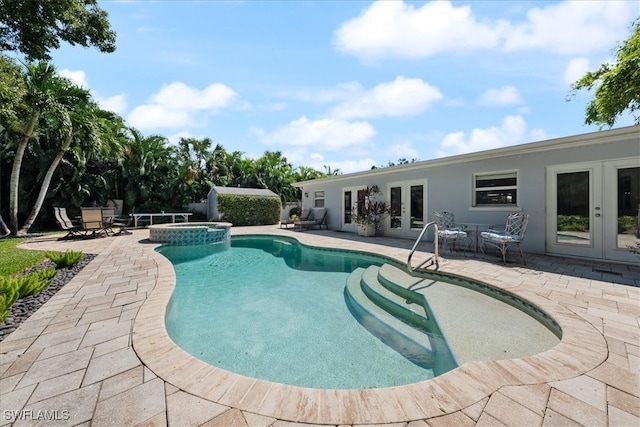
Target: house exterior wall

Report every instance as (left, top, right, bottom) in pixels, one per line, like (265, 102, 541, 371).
(295, 126, 639, 260)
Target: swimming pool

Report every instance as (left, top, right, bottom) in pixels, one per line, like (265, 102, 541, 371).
(159, 235, 559, 389)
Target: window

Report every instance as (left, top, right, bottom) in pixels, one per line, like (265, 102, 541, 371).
(473, 171, 518, 206)
(314, 190, 325, 208)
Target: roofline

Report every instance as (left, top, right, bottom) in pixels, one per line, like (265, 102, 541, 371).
(292, 125, 639, 188)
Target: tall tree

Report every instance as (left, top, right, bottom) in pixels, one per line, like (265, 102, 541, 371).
(570, 18, 640, 127)
(0, 0, 116, 61)
(8, 62, 75, 234)
(18, 101, 124, 234)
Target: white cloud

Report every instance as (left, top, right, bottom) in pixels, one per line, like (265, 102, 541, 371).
(437, 115, 547, 157)
(334, 1, 501, 61)
(149, 82, 237, 111)
(331, 76, 443, 119)
(59, 69, 89, 88)
(127, 81, 238, 130)
(260, 116, 376, 150)
(503, 1, 634, 54)
(478, 86, 523, 106)
(563, 58, 591, 86)
(287, 149, 376, 174)
(334, 0, 635, 61)
(97, 94, 127, 115)
(128, 104, 192, 129)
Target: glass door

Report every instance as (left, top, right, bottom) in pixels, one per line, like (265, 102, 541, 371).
(604, 159, 639, 262)
(387, 180, 426, 238)
(546, 159, 639, 263)
(341, 187, 359, 233)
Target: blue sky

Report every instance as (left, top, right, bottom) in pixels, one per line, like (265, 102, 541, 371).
(53, 1, 638, 173)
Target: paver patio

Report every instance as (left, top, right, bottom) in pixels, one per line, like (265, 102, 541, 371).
(1, 226, 638, 426)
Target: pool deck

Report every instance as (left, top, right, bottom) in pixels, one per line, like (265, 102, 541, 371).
(1, 226, 638, 426)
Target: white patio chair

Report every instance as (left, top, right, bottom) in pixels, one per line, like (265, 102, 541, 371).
(432, 211, 469, 252)
(480, 212, 529, 264)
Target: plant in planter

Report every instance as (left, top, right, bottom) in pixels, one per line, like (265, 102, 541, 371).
(352, 185, 391, 236)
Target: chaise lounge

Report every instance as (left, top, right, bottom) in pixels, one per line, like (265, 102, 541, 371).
(294, 208, 328, 231)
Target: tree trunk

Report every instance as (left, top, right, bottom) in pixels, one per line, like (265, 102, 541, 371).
(17, 135, 70, 235)
(9, 113, 40, 235)
(0, 214, 10, 237)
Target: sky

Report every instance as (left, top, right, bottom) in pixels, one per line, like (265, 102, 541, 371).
(52, 0, 638, 174)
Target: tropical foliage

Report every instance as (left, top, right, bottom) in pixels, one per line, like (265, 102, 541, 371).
(0, 55, 330, 235)
(570, 18, 640, 127)
(0, 0, 116, 61)
(352, 185, 391, 228)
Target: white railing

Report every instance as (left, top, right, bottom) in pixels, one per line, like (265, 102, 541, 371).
(407, 221, 439, 272)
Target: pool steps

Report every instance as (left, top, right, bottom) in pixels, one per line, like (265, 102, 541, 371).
(346, 265, 461, 373)
(345, 268, 439, 363)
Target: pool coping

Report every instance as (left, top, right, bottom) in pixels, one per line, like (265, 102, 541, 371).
(132, 230, 609, 425)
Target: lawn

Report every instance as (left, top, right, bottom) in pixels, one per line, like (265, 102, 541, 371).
(0, 238, 49, 277)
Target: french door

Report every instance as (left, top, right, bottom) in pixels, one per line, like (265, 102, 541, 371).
(386, 180, 427, 238)
(546, 159, 639, 263)
(341, 187, 359, 233)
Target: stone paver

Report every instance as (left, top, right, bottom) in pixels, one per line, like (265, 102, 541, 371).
(1, 226, 638, 426)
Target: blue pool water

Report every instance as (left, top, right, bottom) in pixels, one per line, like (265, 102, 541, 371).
(160, 236, 452, 389)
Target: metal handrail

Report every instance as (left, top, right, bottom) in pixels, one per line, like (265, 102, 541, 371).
(407, 220, 439, 272)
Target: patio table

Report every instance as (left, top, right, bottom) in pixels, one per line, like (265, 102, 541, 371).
(460, 222, 493, 253)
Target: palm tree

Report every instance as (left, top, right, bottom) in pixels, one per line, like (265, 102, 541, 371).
(8, 61, 83, 235)
(18, 99, 124, 234)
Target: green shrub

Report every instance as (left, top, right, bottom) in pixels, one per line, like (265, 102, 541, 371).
(14, 268, 56, 297)
(289, 206, 301, 218)
(217, 194, 281, 226)
(45, 250, 83, 269)
(0, 277, 20, 323)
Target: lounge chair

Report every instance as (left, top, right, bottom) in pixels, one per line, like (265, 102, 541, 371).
(53, 207, 82, 240)
(295, 208, 327, 231)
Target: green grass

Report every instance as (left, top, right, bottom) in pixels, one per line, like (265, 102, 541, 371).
(0, 238, 50, 278)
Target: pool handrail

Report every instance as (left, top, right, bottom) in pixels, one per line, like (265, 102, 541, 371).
(407, 220, 439, 272)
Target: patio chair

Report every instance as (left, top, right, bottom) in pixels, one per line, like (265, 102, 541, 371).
(295, 208, 327, 231)
(480, 212, 529, 264)
(101, 207, 132, 235)
(432, 211, 469, 252)
(53, 207, 82, 239)
(81, 207, 106, 238)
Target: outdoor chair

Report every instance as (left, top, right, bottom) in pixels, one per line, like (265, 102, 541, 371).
(480, 212, 529, 264)
(53, 207, 82, 240)
(294, 208, 326, 231)
(432, 211, 469, 252)
(101, 207, 131, 235)
(81, 207, 106, 238)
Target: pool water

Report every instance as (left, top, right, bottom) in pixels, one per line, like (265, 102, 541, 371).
(161, 237, 450, 389)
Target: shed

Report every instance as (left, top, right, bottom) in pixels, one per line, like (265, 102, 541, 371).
(207, 186, 280, 220)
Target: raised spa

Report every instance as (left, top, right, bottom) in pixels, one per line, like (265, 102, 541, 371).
(148, 222, 231, 246)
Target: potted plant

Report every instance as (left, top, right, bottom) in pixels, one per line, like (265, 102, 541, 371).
(352, 185, 391, 237)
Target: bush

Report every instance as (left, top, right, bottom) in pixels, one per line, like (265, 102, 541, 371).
(217, 194, 281, 226)
(14, 268, 56, 297)
(289, 206, 301, 218)
(45, 250, 83, 269)
(0, 278, 20, 323)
